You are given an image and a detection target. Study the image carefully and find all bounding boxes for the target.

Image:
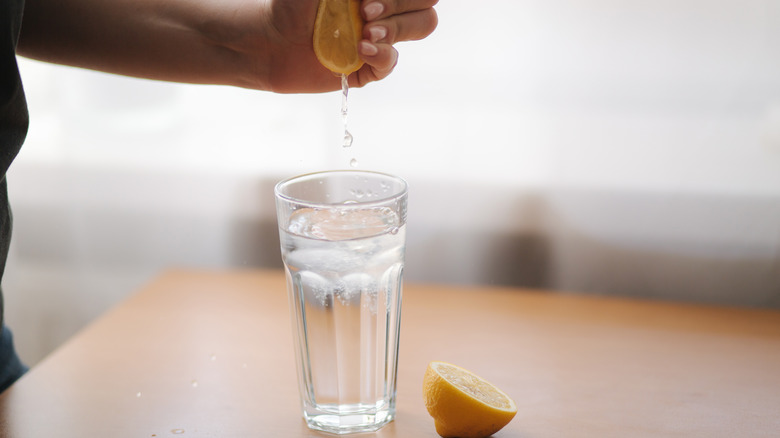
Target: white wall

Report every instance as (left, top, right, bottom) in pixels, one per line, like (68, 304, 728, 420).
(5, 0, 780, 366)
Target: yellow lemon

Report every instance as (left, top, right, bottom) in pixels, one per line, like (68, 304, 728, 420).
(313, 0, 365, 75)
(423, 361, 517, 438)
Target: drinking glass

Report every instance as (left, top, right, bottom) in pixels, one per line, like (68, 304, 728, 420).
(274, 170, 407, 434)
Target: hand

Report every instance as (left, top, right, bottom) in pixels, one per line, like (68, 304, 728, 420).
(18, 0, 438, 94)
(262, 0, 439, 93)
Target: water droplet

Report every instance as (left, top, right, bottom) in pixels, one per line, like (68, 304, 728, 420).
(191, 380, 198, 388)
(171, 429, 185, 435)
(341, 74, 354, 148)
(136, 392, 142, 398)
(343, 130, 353, 148)
(333, 29, 340, 38)
(210, 354, 217, 361)
(242, 363, 248, 369)
(349, 158, 358, 167)
(390, 227, 399, 235)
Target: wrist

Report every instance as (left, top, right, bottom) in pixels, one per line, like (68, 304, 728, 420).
(193, 2, 274, 90)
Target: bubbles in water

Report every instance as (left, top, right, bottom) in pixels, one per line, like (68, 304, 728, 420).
(335, 288, 358, 306)
(286, 206, 400, 242)
(350, 158, 358, 167)
(338, 273, 377, 308)
(298, 271, 332, 307)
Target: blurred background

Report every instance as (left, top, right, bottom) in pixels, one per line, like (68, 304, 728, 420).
(5, 0, 780, 367)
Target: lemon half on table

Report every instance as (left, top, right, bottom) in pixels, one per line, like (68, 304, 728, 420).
(423, 361, 518, 438)
(313, 0, 365, 75)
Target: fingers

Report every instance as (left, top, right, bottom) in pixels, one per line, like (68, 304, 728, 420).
(354, 41, 398, 86)
(362, 0, 438, 43)
(364, 8, 438, 44)
(351, 0, 437, 88)
(362, 0, 439, 21)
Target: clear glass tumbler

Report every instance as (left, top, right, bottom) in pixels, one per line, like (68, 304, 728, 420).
(275, 170, 407, 434)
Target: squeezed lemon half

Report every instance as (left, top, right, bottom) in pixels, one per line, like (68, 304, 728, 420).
(423, 361, 518, 438)
(313, 0, 365, 74)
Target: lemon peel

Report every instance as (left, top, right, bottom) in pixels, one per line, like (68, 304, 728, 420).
(423, 361, 517, 438)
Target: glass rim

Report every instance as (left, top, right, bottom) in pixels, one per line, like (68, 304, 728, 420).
(274, 170, 408, 209)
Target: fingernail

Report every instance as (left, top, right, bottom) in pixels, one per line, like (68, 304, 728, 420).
(364, 2, 384, 21)
(359, 40, 379, 56)
(368, 26, 387, 42)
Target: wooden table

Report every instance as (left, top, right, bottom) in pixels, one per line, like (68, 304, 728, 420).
(0, 269, 778, 437)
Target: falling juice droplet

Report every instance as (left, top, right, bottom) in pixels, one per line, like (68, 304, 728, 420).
(341, 74, 348, 118)
(341, 74, 353, 148)
(350, 158, 358, 167)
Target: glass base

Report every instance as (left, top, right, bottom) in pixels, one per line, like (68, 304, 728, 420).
(303, 404, 395, 435)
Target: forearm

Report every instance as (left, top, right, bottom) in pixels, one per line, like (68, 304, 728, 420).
(17, 0, 273, 89)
